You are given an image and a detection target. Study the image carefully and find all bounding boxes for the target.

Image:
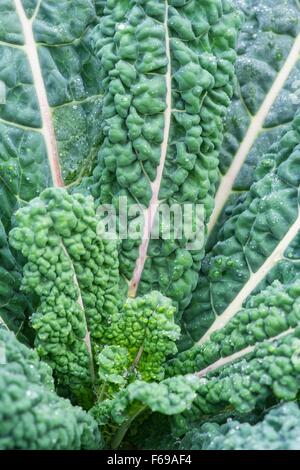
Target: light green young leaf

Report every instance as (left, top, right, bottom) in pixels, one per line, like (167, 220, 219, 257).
(10, 187, 120, 405)
(92, 374, 200, 448)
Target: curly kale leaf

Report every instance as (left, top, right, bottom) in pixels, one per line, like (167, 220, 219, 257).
(92, 374, 200, 449)
(90, 0, 242, 320)
(168, 279, 300, 376)
(9, 188, 182, 433)
(10, 188, 120, 406)
(0, 220, 33, 343)
(167, 278, 300, 434)
(0, 328, 102, 450)
(102, 292, 180, 383)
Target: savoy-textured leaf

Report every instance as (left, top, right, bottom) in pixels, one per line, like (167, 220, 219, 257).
(9, 188, 121, 406)
(168, 276, 300, 432)
(90, 0, 242, 322)
(0, 0, 103, 338)
(209, 0, 300, 242)
(168, 278, 300, 375)
(181, 0, 300, 350)
(183, 109, 300, 348)
(10, 186, 182, 445)
(165, 0, 300, 437)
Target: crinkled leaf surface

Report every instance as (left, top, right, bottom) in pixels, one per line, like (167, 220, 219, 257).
(182, 0, 300, 349)
(0, 0, 103, 337)
(90, 0, 242, 324)
(0, 328, 103, 450)
(209, 0, 300, 241)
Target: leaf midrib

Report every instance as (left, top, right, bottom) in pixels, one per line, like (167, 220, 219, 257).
(197, 327, 296, 378)
(198, 207, 300, 345)
(128, 0, 172, 298)
(14, 0, 64, 187)
(60, 242, 96, 383)
(208, 31, 300, 236)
